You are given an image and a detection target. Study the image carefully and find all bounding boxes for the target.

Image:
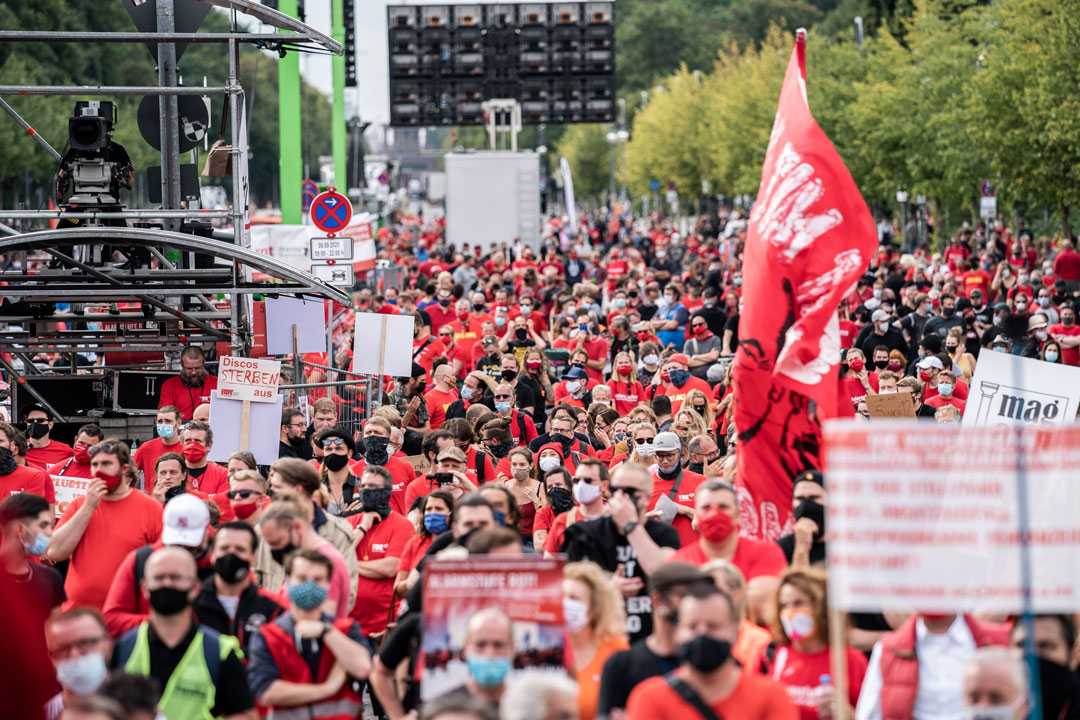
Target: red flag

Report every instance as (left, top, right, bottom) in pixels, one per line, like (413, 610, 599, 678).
(733, 30, 875, 540)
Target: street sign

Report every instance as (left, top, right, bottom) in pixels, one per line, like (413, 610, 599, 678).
(312, 262, 355, 288)
(309, 236, 354, 262)
(301, 179, 319, 213)
(980, 195, 997, 221)
(309, 189, 353, 235)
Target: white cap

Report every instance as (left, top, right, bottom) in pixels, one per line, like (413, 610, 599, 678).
(871, 309, 890, 323)
(161, 493, 210, 547)
(916, 356, 944, 371)
(653, 432, 682, 453)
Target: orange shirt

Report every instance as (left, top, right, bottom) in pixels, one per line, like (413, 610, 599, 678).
(424, 386, 459, 430)
(626, 669, 799, 720)
(574, 635, 630, 720)
(58, 490, 163, 608)
(734, 619, 772, 674)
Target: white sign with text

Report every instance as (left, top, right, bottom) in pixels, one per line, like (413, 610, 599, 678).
(962, 350, 1080, 427)
(217, 355, 282, 403)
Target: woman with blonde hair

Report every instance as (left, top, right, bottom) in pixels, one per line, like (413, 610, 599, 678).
(768, 567, 867, 718)
(682, 388, 715, 428)
(626, 422, 658, 467)
(702, 559, 772, 674)
(945, 326, 977, 379)
(563, 561, 629, 720)
(671, 407, 707, 446)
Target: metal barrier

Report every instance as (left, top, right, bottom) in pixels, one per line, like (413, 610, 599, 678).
(279, 359, 384, 438)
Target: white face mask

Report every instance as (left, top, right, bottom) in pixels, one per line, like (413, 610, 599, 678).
(964, 703, 1022, 720)
(573, 480, 601, 505)
(636, 441, 655, 457)
(563, 598, 590, 632)
(539, 456, 560, 473)
(56, 652, 108, 695)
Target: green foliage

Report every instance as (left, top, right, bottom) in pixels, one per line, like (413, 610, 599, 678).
(555, 124, 615, 200)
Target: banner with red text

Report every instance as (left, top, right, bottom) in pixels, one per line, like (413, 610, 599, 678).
(824, 420, 1080, 612)
(420, 558, 565, 701)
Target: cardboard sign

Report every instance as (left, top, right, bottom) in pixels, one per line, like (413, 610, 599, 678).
(865, 392, 915, 418)
(52, 475, 91, 519)
(404, 455, 427, 475)
(421, 558, 565, 701)
(962, 351, 1080, 427)
(217, 355, 282, 403)
(352, 312, 415, 378)
(309, 236, 353, 262)
(824, 420, 1080, 613)
(207, 391, 283, 466)
(265, 296, 328, 356)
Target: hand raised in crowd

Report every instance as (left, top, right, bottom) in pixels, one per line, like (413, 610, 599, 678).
(611, 564, 644, 598)
(295, 619, 327, 639)
(84, 477, 108, 509)
(793, 516, 819, 551)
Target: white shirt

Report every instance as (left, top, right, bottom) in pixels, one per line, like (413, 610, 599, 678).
(855, 617, 976, 720)
(217, 593, 241, 622)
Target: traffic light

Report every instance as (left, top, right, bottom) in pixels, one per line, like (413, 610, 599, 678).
(343, 0, 357, 87)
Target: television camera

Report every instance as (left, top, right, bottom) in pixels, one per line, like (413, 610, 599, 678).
(55, 100, 134, 208)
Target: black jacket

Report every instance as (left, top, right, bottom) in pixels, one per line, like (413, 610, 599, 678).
(193, 576, 286, 656)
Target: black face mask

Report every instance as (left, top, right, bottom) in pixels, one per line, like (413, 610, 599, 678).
(361, 487, 392, 517)
(487, 442, 512, 459)
(270, 543, 297, 566)
(364, 436, 390, 466)
(515, 328, 528, 341)
(688, 461, 704, 474)
(941, 306, 956, 318)
(149, 586, 191, 616)
(657, 463, 681, 480)
(501, 369, 517, 382)
(1037, 657, 1077, 720)
(546, 486, 574, 515)
(549, 433, 572, 448)
(213, 553, 251, 584)
(679, 635, 731, 673)
(164, 485, 187, 503)
(323, 453, 350, 472)
(27, 422, 49, 440)
(793, 498, 826, 539)
(873, 359, 889, 370)
(0, 446, 17, 475)
(410, 382, 427, 398)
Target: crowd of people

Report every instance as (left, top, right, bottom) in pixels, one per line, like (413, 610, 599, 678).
(2, 208, 1080, 720)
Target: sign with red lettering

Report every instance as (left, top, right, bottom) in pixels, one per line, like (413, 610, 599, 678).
(52, 475, 91, 519)
(824, 421, 1080, 613)
(217, 355, 282, 403)
(421, 558, 565, 701)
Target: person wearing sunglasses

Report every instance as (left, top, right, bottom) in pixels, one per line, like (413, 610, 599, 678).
(222, 470, 269, 526)
(314, 428, 361, 517)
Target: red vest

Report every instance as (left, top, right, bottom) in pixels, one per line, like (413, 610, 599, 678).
(878, 615, 1011, 720)
(259, 617, 363, 720)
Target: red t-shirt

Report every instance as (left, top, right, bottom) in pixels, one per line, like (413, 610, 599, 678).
(58, 491, 163, 608)
(446, 315, 488, 357)
(425, 303, 456, 333)
(26, 440, 73, 471)
(399, 533, 433, 575)
(607, 378, 646, 416)
(654, 375, 712, 414)
(348, 457, 411, 515)
(404, 475, 441, 513)
(186, 462, 230, 495)
(1054, 248, 1080, 281)
(838, 319, 859, 350)
(47, 457, 93, 480)
(1050, 324, 1080, 366)
(649, 469, 706, 547)
(133, 437, 184, 492)
(506, 409, 538, 446)
(924, 394, 966, 413)
(960, 270, 992, 298)
(672, 536, 787, 581)
(0, 465, 56, 504)
(533, 505, 557, 537)
(424, 386, 459, 430)
(349, 512, 415, 634)
(770, 645, 867, 720)
(157, 374, 218, 420)
(627, 670, 799, 720)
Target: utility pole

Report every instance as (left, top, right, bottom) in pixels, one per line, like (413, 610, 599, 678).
(278, 0, 303, 223)
(331, 0, 347, 190)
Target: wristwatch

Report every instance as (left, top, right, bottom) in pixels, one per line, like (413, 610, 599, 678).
(621, 520, 640, 535)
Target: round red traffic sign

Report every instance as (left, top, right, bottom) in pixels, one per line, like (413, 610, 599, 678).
(309, 189, 353, 235)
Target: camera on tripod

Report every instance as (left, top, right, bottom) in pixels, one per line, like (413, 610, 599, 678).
(58, 100, 133, 207)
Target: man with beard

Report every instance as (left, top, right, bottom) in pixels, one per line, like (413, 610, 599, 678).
(158, 346, 218, 421)
(278, 407, 311, 460)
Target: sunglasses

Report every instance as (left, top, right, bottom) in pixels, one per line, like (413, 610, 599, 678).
(610, 485, 641, 499)
(494, 394, 513, 400)
(227, 489, 262, 501)
(634, 437, 655, 445)
(321, 438, 348, 450)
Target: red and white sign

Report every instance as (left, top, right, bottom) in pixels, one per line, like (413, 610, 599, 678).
(217, 355, 282, 403)
(52, 475, 92, 519)
(824, 421, 1080, 613)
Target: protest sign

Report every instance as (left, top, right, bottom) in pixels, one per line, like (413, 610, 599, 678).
(52, 475, 91, 519)
(865, 392, 914, 418)
(207, 391, 282, 465)
(217, 355, 282, 403)
(824, 420, 1080, 613)
(265, 296, 327, 356)
(962, 350, 1080, 427)
(421, 557, 565, 701)
(352, 312, 414, 378)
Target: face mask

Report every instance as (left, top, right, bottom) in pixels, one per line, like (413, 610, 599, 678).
(467, 656, 512, 688)
(364, 436, 390, 466)
(288, 580, 329, 611)
(1064, 316, 1076, 326)
(323, 453, 350, 472)
(636, 441, 655, 457)
(438, 296, 451, 307)
(157, 424, 176, 440)
(873, 359, 888, 370)
(1015, 301, 1028, 313)
(1038, 297, 1050, 307)
(271, 542, 297, 566)
(94, 469, 124, 493)
(617, 365, 632, 376)
(849, 358, 865, 372)
(213, 553, 250, 584)
(781, 608, 817, 641)
(27, 422, 49, 440)
(547, 486, 574, 514)
(918, 370, 933, 382)
(668, 369, 690, 388)
(887, 360, 903, 371)
(494, 401, 512, 414)
(964, 704, 1021, 720)
(232, 498, 259, 520)
(74, 444, 92, 465)
(938, 382, 954, 397)
(182, 442, 207, 464)
(539, 456, 560, 473)
(519, 305, 533, 316)
(565, 380, 582, 395)
(643, 354, 659, 366)
(461, 386, 475, 401)
(493, 510, 506, 527)
(24, 529, 50, 556)
(941, 307, 956, 318)
(56, 652, 108, 695)
(612, 298, 627, 309)
(501, 369, 518, 381)
(424, 512, 449, 534)
(688, 462, 704, 474)
(563, 598, 590, 632)
(876, 321, 890, 333)
(573, 480, 601, 504)
(495, 316, 507, 328)
(679, 635, 731, 673)
(945, 345, 958, 353)
(1035, 329, 1048, 341)
(872, 288, 883, 299)
(694, 325, 709, 338)
(1046, 351, 1059, 363)
(149, 586, 191, 616)
(525, 359, 543, 371)
(793, 498, 826, 536)
(361, 487, 393, 517)
(698, 511, 736, 543)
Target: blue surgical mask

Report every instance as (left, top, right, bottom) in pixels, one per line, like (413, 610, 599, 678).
(495, 401, 512, 413)
(1045, 351, 1059, 363)
(938, 382, 954, 397)
(461, 386, 475, 400)
(423, 512, 449, 535)
(466, 656, 512, 687)
(494, 510, 506, 527)
(56, 652, 108, 695)
(156, 424, 176, 440)
(25, 531, 50, 557)
(495, 316, 507, 328)
(287, 580, 328, 611)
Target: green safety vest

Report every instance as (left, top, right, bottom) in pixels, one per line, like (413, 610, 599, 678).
(121, 623, 242, 720)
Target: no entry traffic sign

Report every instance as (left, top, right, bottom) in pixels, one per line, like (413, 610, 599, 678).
(309, 189, 353, 235)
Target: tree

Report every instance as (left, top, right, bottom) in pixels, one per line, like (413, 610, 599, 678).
(555, 124, 614, 201)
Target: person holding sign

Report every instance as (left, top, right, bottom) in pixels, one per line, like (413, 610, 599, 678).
(157, 346, 218, 421)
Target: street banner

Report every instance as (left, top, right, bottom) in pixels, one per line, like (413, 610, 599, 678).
(733, 29, 876, 540)
(824, 420, 1080, 613)
(421, 558, 565, 701)
(962, 350, 1080, 427)
(352, 311, 414, 378)
(52, 475, 91, 519)
(217, 355, 282, 403)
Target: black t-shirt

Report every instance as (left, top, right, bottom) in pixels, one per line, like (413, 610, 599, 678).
(698, 304, 727, 338)
(0, 563, 65, 619)
(598, 640, 680, 714)
(515, 375, 546, 428)
(723, 312, 740, 348)
(561, 517, 681, 642)
(776, 534, 827, 566)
